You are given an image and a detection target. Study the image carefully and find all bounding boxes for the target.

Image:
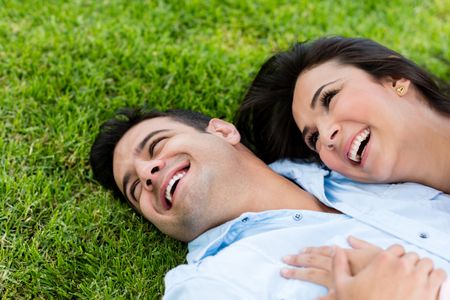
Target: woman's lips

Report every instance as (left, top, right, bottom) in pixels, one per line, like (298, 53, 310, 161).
(347, 128, 371, 163)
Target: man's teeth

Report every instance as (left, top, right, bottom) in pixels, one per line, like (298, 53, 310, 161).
(165, 171, 186, 203)
(348, 129, 370, 163)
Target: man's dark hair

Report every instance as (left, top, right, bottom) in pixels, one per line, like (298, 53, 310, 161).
(235, 36, 450, 164)
(90, 108, 211, 204)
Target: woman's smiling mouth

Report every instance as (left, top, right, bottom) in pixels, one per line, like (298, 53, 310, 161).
(348, 128, 371, 163)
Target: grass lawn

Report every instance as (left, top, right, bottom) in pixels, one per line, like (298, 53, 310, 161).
(1, 0, 449, 298)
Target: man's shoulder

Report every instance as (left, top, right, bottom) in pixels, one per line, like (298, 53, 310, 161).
(269, 159, 326, 175)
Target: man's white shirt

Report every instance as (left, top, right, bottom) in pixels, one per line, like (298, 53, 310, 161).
(164, 160, 450, 299)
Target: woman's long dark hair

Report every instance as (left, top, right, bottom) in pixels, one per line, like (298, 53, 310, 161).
(235, 36, 450, 164)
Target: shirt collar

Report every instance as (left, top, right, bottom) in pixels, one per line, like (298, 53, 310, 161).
(187, 216, 240, 264)
(269, 159, 331, 204)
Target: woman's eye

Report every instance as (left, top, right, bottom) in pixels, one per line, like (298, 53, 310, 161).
(320, 89, 338, 108)
(308, 132, 319, 150)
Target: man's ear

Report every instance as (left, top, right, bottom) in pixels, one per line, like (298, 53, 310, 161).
(207, 118, 241, 145)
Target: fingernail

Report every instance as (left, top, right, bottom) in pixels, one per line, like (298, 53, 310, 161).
(282, 255, 294, 263)
(280, 268, 291, 277)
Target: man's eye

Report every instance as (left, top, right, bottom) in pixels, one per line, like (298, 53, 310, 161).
(320, 89, 338, 108)
(307, 132, 319, 151)
(130, 180, 141, 202)
(149, 137, 168, 156)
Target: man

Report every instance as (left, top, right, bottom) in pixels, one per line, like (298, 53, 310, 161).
(90, 108, 449, 299)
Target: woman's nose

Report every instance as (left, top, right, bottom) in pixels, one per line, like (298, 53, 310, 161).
(321, 124, 340, 150)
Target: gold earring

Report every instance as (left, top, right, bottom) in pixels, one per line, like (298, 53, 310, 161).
(396, 86, 405, 96)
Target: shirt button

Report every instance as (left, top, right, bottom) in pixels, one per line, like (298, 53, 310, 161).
(293, 213, 303, 221)
(419, 232, 429, 239)
(241, 217, 249, 223)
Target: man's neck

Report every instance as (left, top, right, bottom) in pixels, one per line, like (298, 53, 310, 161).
(237, 159, 338, 214)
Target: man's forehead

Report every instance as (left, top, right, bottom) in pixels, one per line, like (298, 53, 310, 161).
(132, 116, 177, 134)
(122, 117, 188, 144)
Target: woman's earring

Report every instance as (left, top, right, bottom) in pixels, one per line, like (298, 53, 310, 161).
(396, 86, 405, 96)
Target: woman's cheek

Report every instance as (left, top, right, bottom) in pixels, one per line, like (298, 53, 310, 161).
(320, 151, 345, 173)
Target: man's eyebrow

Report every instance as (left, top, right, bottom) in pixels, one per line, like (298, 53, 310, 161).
(135, 129, 169, 155)
(310, 80, 339, 109)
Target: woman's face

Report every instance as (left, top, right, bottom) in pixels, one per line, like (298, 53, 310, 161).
(292, 60, 411, 182)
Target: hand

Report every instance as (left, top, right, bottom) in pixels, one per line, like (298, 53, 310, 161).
(329, 246, 447, 300)
(281, 244, 335, 288)
(343, 236, 405, 274)
(281, 236, 389, 288)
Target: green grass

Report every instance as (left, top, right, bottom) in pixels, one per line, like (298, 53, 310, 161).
(1, 0, 449, 298)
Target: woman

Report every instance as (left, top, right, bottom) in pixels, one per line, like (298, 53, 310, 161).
(236, 36, 450, 299)
(236, 36, 450, 193)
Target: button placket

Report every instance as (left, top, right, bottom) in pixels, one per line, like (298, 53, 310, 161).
(292, 213, 303, 221)
(419, 232, 429, 239)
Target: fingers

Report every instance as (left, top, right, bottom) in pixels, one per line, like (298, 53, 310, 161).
(329, 243, 446, 300)
(347, 236, 404, 257)
(281, 246, 336, 288)
(386, 244, 406, 257)
(402, 252, 420, 266)
(333, 247, 352, 286)
(347, 236, 380, 250)
(415, 257, 434, 274)
(283, 250, 333, 270)
(303, 245, 336, 257)
(280, 267, 333, 287)
(428, 268, 447, 290)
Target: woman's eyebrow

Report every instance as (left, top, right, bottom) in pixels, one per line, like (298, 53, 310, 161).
(302, 125, 310, 138)
(310, 79, 340, 108)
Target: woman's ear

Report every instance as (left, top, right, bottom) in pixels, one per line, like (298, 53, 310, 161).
(207, 118, 241, 145)
(384, 76, 411, 96)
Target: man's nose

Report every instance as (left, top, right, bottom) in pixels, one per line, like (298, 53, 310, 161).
(136, 159, 166, 190)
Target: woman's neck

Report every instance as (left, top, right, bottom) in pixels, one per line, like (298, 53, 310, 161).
(417, 116, 450, 193)
(399, 107, 450, 193)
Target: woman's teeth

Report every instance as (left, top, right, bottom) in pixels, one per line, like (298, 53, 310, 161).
(165, 171, 186, 203)
(348, 128, 370, 163)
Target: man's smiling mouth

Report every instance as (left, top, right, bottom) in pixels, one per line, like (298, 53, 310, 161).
(348, 128, 370, 163)
(164, 166, 189, 208)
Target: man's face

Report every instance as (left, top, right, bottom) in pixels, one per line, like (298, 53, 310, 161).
(113, 117, 244, 242)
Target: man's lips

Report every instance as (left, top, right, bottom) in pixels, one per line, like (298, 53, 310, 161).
(159, 162, 190, 210)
